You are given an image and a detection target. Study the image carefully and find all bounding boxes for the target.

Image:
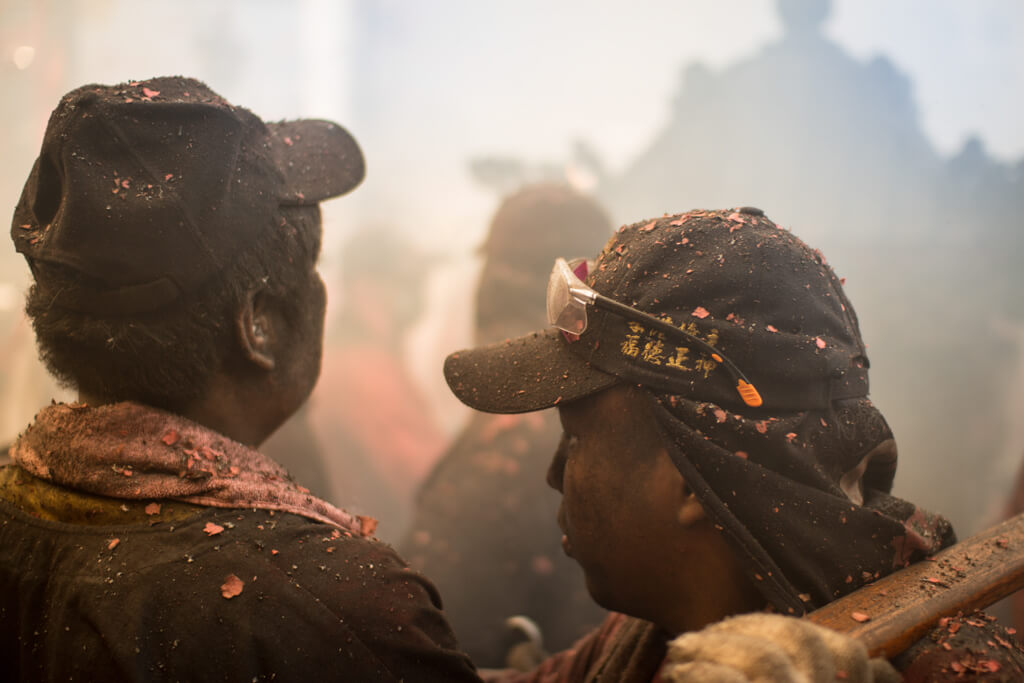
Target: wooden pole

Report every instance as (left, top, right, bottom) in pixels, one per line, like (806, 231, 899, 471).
(806, 513, 1024, 658)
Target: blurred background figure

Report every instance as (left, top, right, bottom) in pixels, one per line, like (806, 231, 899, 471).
(299, 227, 445, 540)
(402, 183, 613, 667)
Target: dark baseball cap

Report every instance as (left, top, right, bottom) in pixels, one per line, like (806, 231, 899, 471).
(11, 76, 364, 314)
(445, 207, 870, 413)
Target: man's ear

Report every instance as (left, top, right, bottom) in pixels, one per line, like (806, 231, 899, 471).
(677, 480, 707, 527)
(236, 288, 276, 371)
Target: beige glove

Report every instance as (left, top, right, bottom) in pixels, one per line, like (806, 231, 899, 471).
(661, 613, 902, 683)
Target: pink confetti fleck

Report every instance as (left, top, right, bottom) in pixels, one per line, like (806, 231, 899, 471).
(850, 612, 871, 623)
(766, 325, 779, 333)
(161, 429, 179, 446)
(359, 516, 379, 537)
(221, 574, 244, 599)
(142, 87, 160, 98)
(283, 136, 294, 146)
(640, 220, 657, 232)
(531, 555, 554, 575)
(734, 451, 748, 459)
(107, 538, 120, 550)
(204, 522, 224, 536)
(755, 421, 768, 434)
(144, 503, 161, 516)
(692, 306, 710, 319)
(815, 337, 827, 349)
(785, 432, 798, 442)
(713, 408, 727, 423)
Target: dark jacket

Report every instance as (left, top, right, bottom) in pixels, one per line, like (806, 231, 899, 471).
(0, 401, 480, 682)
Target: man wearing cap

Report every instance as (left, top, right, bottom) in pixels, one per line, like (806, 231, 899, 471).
(446, 208, 1024, 681)
(0, 77, 478, 681)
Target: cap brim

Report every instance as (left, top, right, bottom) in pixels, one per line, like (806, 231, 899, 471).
(268, 119, 365, 203)
(444, 328, 620, 414)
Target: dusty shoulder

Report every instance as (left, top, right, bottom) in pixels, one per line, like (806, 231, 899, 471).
(114, 507, 477, 681)
(896, 610, 1024, 682)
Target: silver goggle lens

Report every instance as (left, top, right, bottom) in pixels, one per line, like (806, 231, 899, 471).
(547, 258, 589, 334)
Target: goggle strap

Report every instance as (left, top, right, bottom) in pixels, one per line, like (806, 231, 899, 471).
(590, 293, 762, 407)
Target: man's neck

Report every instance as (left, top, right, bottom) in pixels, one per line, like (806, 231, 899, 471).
(77, 377, 278, 449)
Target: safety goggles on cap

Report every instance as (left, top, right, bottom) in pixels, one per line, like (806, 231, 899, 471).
(546, 257, 762, 408)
